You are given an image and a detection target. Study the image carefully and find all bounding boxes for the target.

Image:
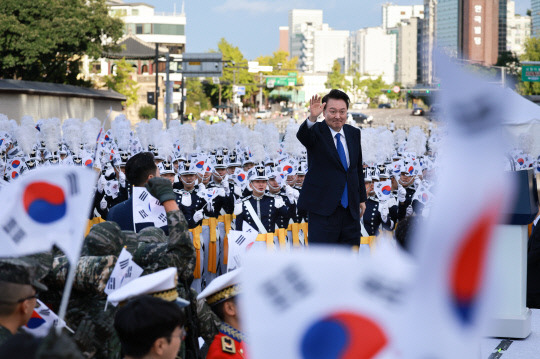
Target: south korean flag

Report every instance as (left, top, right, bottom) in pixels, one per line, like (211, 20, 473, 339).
(105, 248, 143, 306)
(132, 186, 168, 228)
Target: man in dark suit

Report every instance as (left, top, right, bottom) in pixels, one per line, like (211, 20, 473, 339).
(296, 89, 367, 245)
(107, 152, 169, 234)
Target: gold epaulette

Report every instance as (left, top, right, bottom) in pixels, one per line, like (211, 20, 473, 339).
(221, 336, 236, 354)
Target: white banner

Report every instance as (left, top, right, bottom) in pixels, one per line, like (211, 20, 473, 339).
(132, 187, 168, 228)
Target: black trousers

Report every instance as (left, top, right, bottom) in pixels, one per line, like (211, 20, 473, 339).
(308, 206, 360, 246)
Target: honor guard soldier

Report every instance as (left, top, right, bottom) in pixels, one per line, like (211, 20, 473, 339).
(363, 168, 397, 236)
(198, 270, 247, 359)
(397, 158, 419, 220)
(234, 165, 288, 249)
(174, 161, 212, 229)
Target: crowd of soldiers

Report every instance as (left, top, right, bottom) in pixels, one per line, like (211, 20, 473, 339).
(0, 111, 537, 359)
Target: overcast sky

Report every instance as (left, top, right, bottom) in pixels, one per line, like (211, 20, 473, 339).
(142, 0, 531, 60)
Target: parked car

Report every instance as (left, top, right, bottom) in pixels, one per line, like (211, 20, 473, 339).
(412, 108, 425, 116)
(351, 102, 369, 110)
(378, 103, 391, 109)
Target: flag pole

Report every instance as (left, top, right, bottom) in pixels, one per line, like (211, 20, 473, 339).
(56, 256, 78, 334)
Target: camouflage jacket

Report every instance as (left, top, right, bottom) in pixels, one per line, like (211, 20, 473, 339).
(0, 325, 12, 346)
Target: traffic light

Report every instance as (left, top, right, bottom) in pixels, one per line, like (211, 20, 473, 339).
(387, 89, 391, 93)
(426, 90, 430, 94)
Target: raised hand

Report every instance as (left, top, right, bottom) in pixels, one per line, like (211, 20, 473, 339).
(309, 94, 325, 122)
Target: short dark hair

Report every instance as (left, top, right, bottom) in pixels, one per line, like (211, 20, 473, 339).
(322, 89, 350, 110)
(114, 296, 185, 358)
(125, 152, 157, 186)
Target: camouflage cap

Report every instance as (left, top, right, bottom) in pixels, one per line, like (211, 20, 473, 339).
(0, 259, 48, 291)
(137, 227, 167, 243)
(82, 222, 125, 256)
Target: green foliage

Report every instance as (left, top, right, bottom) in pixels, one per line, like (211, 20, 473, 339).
(0, 0, 123, 85)
(204, 38, 256, 105)
(518, 37, 540, 95)
(325, 60, 350, 91)
(185, 78, 212, 119)
(104, 58, 139, 107)
(138, 105, 155, 120)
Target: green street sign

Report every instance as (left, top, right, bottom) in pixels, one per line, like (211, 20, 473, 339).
(288, 72, 297, 77)
(266, 76, 297, 87)
(522, 65, 540, 82)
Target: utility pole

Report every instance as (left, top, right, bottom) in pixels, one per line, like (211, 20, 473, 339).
(155, 43, 159, 119)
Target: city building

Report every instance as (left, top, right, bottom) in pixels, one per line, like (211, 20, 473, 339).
(420, 0, 437, 85)
(382, 3, 424, 29)
(313, 27, 350, 73)
(279, 26, 289, 53)
(348, 27, 397, 84)
(499, 0, 508, 55)
(107, 0, 186, 54)
(506, 0, 531, 55)
(532, 0, 540, 37)
(289, 9, 323, 73)
(396, 18, 420, 86)
(435, 0, 499, 66)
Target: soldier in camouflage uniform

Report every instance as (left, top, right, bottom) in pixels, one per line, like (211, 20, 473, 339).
(46, 177, 219, 359)
(0, 259, 48, 346)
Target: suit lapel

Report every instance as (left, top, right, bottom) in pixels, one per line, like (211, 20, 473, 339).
(321, 121, 346, 171)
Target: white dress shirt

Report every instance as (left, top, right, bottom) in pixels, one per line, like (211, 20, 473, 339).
(306, 119, 350, 167)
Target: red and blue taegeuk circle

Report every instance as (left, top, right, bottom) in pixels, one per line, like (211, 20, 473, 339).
(517, 158, 524, 166)
(23, 182, 67, 224)
(408, 166, 414, 175)
(300, 311, 387, 359)
(84, 159, 93, 167)
(11, 160, 21, 169)
(283, 165, 293, 174)
(237, 173, 246, 182)
(381, 186, 391, 195)
(196, 161, 205, 169)
(11, 171, 19, 179)
(26, 311, 46, 329)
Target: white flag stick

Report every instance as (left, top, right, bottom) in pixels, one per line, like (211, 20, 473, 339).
(56, 253, 78, 334)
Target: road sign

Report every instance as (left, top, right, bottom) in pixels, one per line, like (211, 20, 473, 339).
(393, 86, 400, 93)
(522, 65, 540, 82)
(288, 72, 297, 77)
(266, 76, 297, 87)
(182, 53, 223, 77)
(234, 86, 246, 96)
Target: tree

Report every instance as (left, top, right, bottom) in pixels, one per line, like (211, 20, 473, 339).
(104, 58, 139, 107)
(203, 38, 256, 106)
(138, 105, 154, 120)
(518, 37, 540, 95)
(255, 50, 301, 105)
(325, 60, 350, 91)
(185, 78, 212, 119)
(0, 0, 123, 86)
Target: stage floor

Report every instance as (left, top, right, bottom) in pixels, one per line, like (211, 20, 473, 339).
(481, 309, 540, 358)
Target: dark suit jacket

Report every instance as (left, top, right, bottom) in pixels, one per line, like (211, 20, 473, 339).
(296, 120, 367, 220)
(107, 197, 169, 235)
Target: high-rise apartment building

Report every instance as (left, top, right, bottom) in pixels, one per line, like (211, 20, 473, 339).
(420, 0, 437, 85)
(506, 0, 531, 55)
(289, 9, 323, 72)
(279, 26, 289, 53)
(382, 3, 425, 29)
(396, 18, 420, 86)
(313, 27, 350, 73)
(531, 0, 540, 37)
(348, 27, 397, 84)
(499, 0, 508, 55)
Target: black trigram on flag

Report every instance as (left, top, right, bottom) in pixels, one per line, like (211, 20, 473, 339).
(107, 278, 116, 290)
(66, 173, 78, 195)
(119, 259, 129, 270)
(125, 266, 132, 278)
(39, 308, 51, 316)
(3, 218, 26, 244)
(158, 213, 166, 222)
(235, 235, 246, 245)
(139, 191, 148, 201)
(139, 210, 148, 219)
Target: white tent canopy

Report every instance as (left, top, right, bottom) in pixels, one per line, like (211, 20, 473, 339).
(502, 89, 540, 157)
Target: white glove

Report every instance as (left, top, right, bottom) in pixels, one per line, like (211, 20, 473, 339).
(99, 197, 108, 210)
(285, 184, 299, 201)
(234, 185, 242, 198)
(217, 187, 226, 197)
(181, 192, 192, 207)
(234, 201, 243, 215)
(274, 196, 285, 209)
(414, 177, 422, 189)
(406, 205, 413, 217)
(119, 171, 126, 187)
(206, 200, 214, 213)
(97, 176, 106, 193)
(397, 185, 406, 203)
(193, 209, 204, 222)
(379, 202, 389, 223)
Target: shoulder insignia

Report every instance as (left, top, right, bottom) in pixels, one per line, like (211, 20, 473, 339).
(221, 335, 236, 354)
(173, 189, 182, 194)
